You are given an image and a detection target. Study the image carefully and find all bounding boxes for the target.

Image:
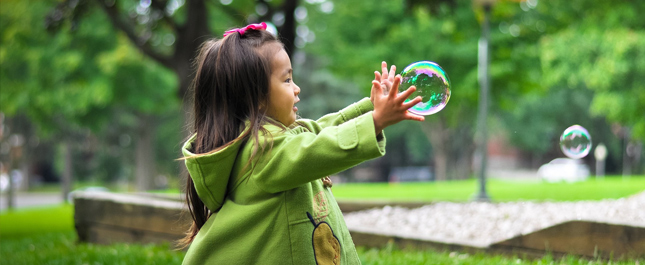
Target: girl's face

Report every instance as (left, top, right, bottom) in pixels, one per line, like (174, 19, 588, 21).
(267, 48, 300, 126)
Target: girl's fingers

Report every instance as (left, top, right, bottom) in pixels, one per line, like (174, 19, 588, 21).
(396, 85, 416, 102)
(382, 79, 392, 95)
(404, 112, 425, 122)
(402, 96, 423, 109)
(372, 72, 381, 100)
(388, 75, 402, 98)
(389, 65, 396, 81)
(370, 79, 376, 101)
(381, 61, 388, 79)
(372, 80, 383, 95)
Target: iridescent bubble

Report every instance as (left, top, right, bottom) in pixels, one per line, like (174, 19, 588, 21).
(560, 125, 592, 159)
(399, 61, 451, 116)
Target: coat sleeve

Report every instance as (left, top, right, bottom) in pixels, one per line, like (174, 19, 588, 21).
(251, 112, 386, 193)
(295, 98, 374, 134)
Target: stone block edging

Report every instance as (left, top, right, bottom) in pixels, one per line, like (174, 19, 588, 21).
(72, 192, 645, 260)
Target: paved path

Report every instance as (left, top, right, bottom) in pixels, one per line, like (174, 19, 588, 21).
(0, 192, 64, 211)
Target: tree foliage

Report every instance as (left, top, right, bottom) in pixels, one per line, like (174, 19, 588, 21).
(540, 24, 645, 140)
(2, 0, 643, 186)
(304, 0, 644, 176)
(1, 0, 181, 188)
(1, 0, 304, 188)
(1, 0, 114, 135)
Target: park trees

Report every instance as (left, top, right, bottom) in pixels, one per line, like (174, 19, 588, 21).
(1, 0, 642, 202)
(304, 0, 644, 179)
(305, 0, 481, 180)
(45, 0, 302, 190)
(1, 0, 302, 193)
(499, 0, 644, 172)
(47, 0, 300, 111)
(2, 0, 121, 198)
(538, 0, 645, 173)
(1, 0, 179, 195)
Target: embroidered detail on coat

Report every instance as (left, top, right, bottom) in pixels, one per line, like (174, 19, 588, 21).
(307, 212, 341, 265)
(312, 191, 330, 223)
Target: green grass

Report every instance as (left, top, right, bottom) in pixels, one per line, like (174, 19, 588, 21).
(0, 205, 185, 264)
(1, 232, 640, 265)
(331, 176, 645, 202)
(55, 176, 643, 202)
(2, 178, 644, 264)
(26, 181, 132, 193)
(356, 244, 642, 265)
(1, 206, 642, 264)
(1, 231, 186, 265)
(0, 204, 74, 238)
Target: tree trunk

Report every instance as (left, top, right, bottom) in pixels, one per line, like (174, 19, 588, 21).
(6, 155, 15, 209)
(421, 116, 475, 181)
(175, 0, 210, 100)
(21, 153, 30, 190)
(433, 149, 448, 181)
(280, 0, 298, 57)
(421, 117, 448, 181)
(62, 141, 72, 202)
(135, 114, 155, 191)
(453, 126, 476, 180)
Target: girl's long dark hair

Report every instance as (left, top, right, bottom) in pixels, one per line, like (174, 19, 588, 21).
(177, 29, 283, 249)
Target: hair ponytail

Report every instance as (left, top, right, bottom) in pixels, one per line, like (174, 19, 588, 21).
(177, 177, 208, 248)
(177, 28, 283, 249)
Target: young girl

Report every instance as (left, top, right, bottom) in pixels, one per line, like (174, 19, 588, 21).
(179, 22, 424, 265)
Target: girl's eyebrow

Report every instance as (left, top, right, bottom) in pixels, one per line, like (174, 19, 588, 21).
(283, 68, 292, 76)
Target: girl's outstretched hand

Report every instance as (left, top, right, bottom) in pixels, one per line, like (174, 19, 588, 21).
(371, 74, 425, 136)
(371, 61, 397, 104)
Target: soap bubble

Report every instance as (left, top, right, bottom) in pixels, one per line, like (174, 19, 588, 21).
(560, 125, 592, 159)
(399, 61, 451, 116)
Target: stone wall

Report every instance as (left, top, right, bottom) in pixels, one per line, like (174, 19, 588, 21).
(73, 192, 189, 245)
(491, 220, 645, 260)
(73, 192, 645, 260)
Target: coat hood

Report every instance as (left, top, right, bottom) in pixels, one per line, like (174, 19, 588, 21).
(182, 133, 247, 212)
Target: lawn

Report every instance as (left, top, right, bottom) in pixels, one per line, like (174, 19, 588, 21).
(28, 176, 645, 203)
(2, 231, 638, 265)
(0, 204, 74, 238)
(1, 205, 642, 264)
(25, 181, 136, 193)
(331, 176, 645, 202)
(1, 231, 185, 265)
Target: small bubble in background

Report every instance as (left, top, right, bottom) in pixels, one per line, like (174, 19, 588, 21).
(399, 61, 451, 116)
(560, 125, 592, 159)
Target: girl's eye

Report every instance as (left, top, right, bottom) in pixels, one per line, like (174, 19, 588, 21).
(285, 78, 292, 83)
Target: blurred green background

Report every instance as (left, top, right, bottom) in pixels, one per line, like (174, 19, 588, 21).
(1, 0, 644, 196)
(1, 0, 644, 263)
(2, 0, 644, 197)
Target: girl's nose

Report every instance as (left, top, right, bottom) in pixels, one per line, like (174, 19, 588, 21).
(294, 83, 301, 95)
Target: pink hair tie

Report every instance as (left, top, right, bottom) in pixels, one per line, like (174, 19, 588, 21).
(223, 22, 267, 37)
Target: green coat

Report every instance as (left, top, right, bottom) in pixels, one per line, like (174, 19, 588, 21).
(181, 98, 386, 265)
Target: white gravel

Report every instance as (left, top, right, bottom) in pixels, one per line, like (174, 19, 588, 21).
(343, 191, 645, 247)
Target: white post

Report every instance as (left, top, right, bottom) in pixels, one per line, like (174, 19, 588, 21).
(594, 143, 607, 178)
